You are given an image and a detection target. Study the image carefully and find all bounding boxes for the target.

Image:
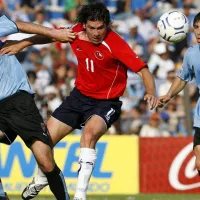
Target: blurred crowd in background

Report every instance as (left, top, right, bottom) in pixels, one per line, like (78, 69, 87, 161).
(1, 0, 200, 137)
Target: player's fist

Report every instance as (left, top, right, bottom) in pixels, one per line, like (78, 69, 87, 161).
(0, 40, 24, 55)
(158, 94, 171, 108)
(144, 94, 159, 110)
(50, 28, 76, 43)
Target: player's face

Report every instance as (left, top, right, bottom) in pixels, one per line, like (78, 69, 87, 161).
(194, 21, 200, 43)
(85, 20, 107, 45)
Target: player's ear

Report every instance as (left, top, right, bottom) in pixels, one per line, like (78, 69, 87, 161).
(83, 24, 86, 29)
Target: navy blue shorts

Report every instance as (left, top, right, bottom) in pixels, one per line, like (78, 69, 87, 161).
(0, 91, 51, 148)
(52, 88, 122, 129)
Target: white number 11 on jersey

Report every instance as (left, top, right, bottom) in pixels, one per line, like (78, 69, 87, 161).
(85, 58, 94, 72)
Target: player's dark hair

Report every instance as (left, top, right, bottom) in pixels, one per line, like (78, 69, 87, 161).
(76, 2, 112, 28)
(193, 12, 200, 27)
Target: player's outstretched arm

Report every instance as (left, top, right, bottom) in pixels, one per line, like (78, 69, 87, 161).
(0, 35, 53, 55)
(15, 21, 76, 43)
(158, 77, 187, 108)
(137, 67, 159, 110)
(0, 26, 76, 55)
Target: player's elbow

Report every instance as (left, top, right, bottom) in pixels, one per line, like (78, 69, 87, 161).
(137, 66, 152, 79)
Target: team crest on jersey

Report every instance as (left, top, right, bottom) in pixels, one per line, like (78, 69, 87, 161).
(94, 51, 104, 60)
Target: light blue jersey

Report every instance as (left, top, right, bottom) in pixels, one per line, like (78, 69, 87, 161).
(0, 15, 34, 101)
(178, 44, 200, 128)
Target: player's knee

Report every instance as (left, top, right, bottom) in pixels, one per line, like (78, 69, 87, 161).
(82, 131, 98, 145)
(39, 160, 55, 173)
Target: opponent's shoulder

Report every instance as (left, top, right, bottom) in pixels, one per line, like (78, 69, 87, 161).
(0, 15, 8, 20)
(0, 15, 14, 24)
(185, 44, 199, 56)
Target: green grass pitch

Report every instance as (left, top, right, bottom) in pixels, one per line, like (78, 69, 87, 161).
(8, 194, 200, 200)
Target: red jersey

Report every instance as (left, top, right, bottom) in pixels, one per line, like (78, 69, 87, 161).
(71, 24, 146, 99)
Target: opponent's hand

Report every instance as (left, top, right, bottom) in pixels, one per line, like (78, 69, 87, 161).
(158, 94, 171, 108)
(144, 94, 159, 110)
(50, 28, 76, 43)
(0, 40, 24, 55)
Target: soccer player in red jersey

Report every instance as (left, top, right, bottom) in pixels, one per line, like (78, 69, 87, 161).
(1, 3, 159, 200)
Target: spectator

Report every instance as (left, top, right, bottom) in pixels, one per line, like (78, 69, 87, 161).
(44, 85, 62, 113)
(163, 99, 182, 135)
(32, 56, 51, 96)
(129, 0, 157, 18)
(0, 0, 9, 16)
(6, 0, 21, 12)
(39, 47, 53, 73)
(158, 70, 177, 96)
(20, 0, 44, 20)
(32, 10, 54, 51)
(120, 89, 134, 134)
(131, 99, 151, 125)
(148, 42, 175, 79)
(126, 9, 159, 44)
(124, 21, 148, 61)
(64, 0, 88, 23)
(53, 48, 77, 70)
(27, 70, 37, 91)
(140, 112, 170, 137)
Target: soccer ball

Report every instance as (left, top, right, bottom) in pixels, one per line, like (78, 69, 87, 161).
(157, 10, 189, 43)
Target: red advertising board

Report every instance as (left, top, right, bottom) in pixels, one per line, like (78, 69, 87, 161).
(140, 137, 200, 193)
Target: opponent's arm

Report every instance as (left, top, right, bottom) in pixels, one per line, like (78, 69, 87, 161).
(16, 21, 54, 37)
(166, 77, 187, 98)
(0, 35, 53, 55)
(0, 22, 76, 55)
(15, 21, 76, 43)
(159, 77, 187, 107)
(137, 67, 159, 110)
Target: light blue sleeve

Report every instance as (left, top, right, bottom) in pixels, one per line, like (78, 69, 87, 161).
(177, 48, 194, 82)
(0, 15, 18, 37)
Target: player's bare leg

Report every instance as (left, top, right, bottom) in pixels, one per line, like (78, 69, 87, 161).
(22, 117, 73, 199)
(47, 116, 74, 145)
(22, 140, 70, 200)
(74, 115, 107, 200)
(194, 145, 200, 175)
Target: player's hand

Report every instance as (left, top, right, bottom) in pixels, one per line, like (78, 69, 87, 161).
(50, 28, 76, 43)
(144, 94, 159, 110)
(0, 40, 24, 55)
(158, 94, 171, 108)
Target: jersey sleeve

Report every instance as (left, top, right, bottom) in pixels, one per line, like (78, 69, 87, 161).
(109, 31, 147, 72)
(0, 15, 18, 37)
(177, 48, 194, 82)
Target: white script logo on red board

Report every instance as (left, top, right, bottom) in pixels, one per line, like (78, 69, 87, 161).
(169, 142, 200, 190)
(94, 51, 104, 60)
